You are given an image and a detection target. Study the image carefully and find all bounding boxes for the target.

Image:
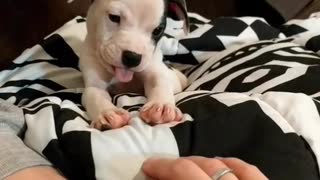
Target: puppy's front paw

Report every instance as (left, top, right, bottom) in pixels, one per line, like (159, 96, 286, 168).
(90, 108, 130, 130)
(140, 102, 183, 125)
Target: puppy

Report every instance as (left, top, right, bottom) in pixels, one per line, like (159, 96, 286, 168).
(80, 0, 189, 130)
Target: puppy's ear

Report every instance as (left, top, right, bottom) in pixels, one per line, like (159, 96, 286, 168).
(166, 0, 190, 34)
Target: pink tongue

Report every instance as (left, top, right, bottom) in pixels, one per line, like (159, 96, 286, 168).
(114, 68, 134, 82)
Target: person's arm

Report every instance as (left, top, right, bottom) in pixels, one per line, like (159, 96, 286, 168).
(5, 166, 65, 180)
(0, 100, 62, 179)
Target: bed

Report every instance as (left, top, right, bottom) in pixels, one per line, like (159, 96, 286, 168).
(1, 1, 320, 180)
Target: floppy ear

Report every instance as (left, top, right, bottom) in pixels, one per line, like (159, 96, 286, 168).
(166, 0, 190, 34)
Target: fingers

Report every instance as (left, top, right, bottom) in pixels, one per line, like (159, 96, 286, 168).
(143, 157, 268, 180)
(185, 156, 238, 180)
(142, 158, 211, 180)
(219, 158, 268, 180)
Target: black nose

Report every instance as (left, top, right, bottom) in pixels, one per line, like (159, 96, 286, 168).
(122, 50, 142, 68)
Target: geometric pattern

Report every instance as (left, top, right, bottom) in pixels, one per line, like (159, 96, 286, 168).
(163, 15, 284, 65)
(1, 14, 320, 180)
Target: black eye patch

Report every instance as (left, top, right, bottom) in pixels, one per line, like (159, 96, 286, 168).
(152, 16, 167, 43)
(152, 26, 165, 39)
(109, 14, 121, 23)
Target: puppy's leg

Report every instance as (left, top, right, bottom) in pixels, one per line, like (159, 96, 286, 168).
(80, 53, 130, 130)
(83, 87, 130, 130)
(139, 63, 186, 125)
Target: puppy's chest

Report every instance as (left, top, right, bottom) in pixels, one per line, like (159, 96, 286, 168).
(107, 75, 144, 96)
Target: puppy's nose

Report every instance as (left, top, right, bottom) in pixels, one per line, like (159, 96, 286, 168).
(122, 50, 142, 68)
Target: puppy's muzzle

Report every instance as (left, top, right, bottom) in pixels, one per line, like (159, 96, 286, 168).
(122, 50, 142, 68)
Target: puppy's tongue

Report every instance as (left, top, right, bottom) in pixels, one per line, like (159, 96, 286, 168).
(114, 67, 134, 82)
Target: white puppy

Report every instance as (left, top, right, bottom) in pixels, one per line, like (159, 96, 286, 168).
(80, 0, 189, 130)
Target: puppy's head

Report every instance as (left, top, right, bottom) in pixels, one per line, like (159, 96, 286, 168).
(86, 0, 188, 82)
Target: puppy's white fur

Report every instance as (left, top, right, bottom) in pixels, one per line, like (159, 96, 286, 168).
(80, 0, 187, 130)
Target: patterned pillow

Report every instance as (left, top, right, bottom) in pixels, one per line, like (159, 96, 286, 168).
(279, 13, 320, 54)
(162, 14, 285, 65)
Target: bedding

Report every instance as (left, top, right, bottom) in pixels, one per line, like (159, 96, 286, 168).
(1, 12, 320, 180)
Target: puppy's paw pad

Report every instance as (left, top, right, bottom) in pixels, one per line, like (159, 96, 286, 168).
(140, 102, 183, 125)
(90, 109, 130, 130)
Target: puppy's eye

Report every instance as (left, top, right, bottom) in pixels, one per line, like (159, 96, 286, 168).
(152, 26, 164, 37)
(109, 14, 121, 23)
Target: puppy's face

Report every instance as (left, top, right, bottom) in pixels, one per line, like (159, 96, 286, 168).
(87, 0, 166, 82)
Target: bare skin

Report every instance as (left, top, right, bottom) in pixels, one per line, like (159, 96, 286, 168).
(5, 157, 268, 180)
(5, 166, 66, 180)
(143, 156, 269, 180)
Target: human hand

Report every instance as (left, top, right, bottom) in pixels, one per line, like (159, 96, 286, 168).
(142, 156, 268, 180)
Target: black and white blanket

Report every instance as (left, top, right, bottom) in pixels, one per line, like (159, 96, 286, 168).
(1, 12, 320, 180)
